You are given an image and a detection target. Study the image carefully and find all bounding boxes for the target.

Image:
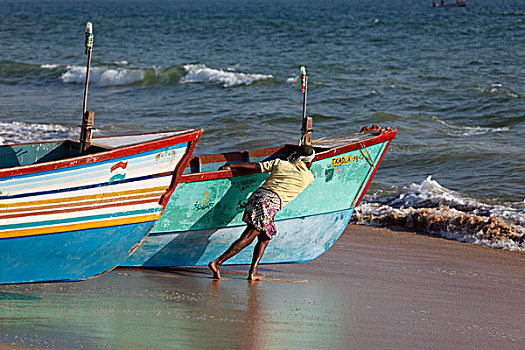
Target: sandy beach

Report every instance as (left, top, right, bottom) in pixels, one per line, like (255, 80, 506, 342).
(2, 0, 523, 349)
(1, 223, 523, 349)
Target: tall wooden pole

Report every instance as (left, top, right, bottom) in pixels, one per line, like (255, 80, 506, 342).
(80, 22, 94, 154)
(299, 66, 310, 146)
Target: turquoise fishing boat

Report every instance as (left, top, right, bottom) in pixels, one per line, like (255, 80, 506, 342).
(122, 125, 396, 267)
(0, 129, 202, 284)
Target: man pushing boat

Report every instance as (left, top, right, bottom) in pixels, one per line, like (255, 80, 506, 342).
(209, 145, 316, 281)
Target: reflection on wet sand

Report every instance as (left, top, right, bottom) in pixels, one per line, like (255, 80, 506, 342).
(244, 282, 262, 350)
(0, 267, 350, 349)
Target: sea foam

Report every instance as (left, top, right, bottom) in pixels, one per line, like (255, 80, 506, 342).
(0, 121, 78, 145)
(57, 63, 272, 88)
(40, 64, 60, 70)
(433, 116, 509, 136)
(60, 65, 144, 86)
(355, 176, 524, 252)
(181, 64, 273, 87)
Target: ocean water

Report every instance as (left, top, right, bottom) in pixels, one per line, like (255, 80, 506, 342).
(0, 0, 523, 250)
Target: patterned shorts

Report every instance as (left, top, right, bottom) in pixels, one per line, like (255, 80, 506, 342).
(242, 188, 282, 239)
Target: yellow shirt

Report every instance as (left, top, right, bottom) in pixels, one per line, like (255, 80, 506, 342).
(259, 159, 315, 208)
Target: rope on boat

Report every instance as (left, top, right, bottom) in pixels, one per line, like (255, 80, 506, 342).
(359, 141, 377, 170)
(312, 137, 363, 144)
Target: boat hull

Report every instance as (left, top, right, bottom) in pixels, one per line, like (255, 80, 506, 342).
(122, 128, 396, 267)
(0, 129, 202, 284)
(1, 221, 154, 284)
(125, 209, 353, 267)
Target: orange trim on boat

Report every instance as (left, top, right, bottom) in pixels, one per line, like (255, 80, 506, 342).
(0, 213, 160, 239)
(0, 198, 160, 220)
(0, 192, 163, 215)
(0, 186, 168, 209)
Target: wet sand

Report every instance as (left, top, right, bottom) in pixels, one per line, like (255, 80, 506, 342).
(1, 224, 523, 349)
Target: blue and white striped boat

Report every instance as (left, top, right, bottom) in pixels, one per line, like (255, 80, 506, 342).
(0, 129, 202, 284)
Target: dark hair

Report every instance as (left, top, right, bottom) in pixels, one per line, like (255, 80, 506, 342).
(296, 145, 314, 157)
(289, 145, 314, 163)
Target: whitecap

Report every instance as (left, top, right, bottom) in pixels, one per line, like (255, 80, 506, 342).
(432, 116, 509, 136)
(60, 65, 145, 86)
(0, 121, 78, 144)
(40, 64, 60, 69)
(181, 64, 273, 87)
(477, 83, 522, 98)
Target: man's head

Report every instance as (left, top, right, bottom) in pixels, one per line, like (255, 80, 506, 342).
(297, 145, 314, 158)
(289, 145, 315, 166)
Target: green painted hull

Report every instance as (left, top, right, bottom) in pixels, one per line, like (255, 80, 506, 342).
(158, 143, 385, 231)
(122, 127, 397, 267)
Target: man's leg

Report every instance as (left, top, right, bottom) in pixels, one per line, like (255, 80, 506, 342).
(248, 233, 270, 281)
(209, 225, 260, 279)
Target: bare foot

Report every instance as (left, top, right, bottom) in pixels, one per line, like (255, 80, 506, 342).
(248, 272, 264, 281)
(208, 260, 221, 280)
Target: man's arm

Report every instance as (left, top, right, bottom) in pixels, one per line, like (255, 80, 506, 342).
(219, 162, 262, 173)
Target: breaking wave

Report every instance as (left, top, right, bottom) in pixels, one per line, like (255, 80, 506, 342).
(181, 64, 273, 87)
(433, 116, 510, 136)
(58, 63, 187, 87)
(0, 121, 78, 145)
(355, 176, 524, 252)
(477, 83, 522, 99)
(1, 60, 275, 88)
(43, 62, 273, 88)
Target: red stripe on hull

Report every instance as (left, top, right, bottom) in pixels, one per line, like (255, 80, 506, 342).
(353, 139, 394, 208)
(180, 128, 397, 183)
(159, 138, 200, 207)
(0, 129, 203, 178)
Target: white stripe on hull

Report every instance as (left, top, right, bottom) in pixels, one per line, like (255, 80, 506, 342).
(0, 148, 184, 233)
(0, 191, 165, 216)
(0, 171, 174, 205)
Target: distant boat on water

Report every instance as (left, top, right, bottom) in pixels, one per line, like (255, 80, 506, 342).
(433, 0, 467, 7)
